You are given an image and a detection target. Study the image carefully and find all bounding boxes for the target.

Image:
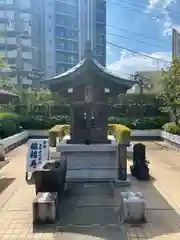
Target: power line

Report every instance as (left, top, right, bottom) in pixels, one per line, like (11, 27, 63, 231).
(106, 0, 177, 25)
(108, 0, 180, 15)
(122, 0, 179, 14)
(107, 32, 169, 50)
(106, 41, 171, 63)
(107, 24, 170, 44)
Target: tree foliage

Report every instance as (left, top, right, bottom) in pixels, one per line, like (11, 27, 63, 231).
(160, 57, 180, 124)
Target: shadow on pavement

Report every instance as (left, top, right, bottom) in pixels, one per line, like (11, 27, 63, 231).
(124, 175, 180, 239)
(0, 177, 15, 194)
(0, 160, 9, 170)
(33, 177, 180, 239)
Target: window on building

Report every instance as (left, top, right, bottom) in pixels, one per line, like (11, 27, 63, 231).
(68, 42, 78, 52)
(56, 26, 66, 38)
(49, 28, 52, 32)
(97, 35, 105, 45)
(49, 40, 52, 44)
(56, 39, 66, 50)
(23, 84, 31, 89)
(67, 29, 77, 40)
(7, 58, 16, 65)
(56, 52, 66, 62)
(96, 45, 104, 55)
(56, 64, 65, 74)
(22, 46, 31, 52)
(56, 14, 66, 26)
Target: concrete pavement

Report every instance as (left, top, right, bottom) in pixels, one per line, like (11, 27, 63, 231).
(0, 142, 180, 239)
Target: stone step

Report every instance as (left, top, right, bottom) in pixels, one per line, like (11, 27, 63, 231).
(56, 144, 117, 152)
(58, 206, 121, 225)
(66, 169, 117, 180)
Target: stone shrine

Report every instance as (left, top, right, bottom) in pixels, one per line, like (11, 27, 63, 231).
(42, 43, 134, 145)
(41, 42, 135, 181)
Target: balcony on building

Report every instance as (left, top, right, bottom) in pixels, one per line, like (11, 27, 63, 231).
(55, 26, 78, 42)
(55, 1, 78, 18)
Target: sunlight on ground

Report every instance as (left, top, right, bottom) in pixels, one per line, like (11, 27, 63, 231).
(150, 233, 180, 239)
(59, 233, 106, 239)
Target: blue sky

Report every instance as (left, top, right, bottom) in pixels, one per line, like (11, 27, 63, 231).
(106, 0, 178, 76)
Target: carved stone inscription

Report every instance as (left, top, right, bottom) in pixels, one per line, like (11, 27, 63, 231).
(85, 85, 92, 103)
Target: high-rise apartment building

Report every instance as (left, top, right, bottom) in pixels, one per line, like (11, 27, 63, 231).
(79, 0, 106, 66)
(172, 28, 180, 59)
(44, 0, 106, 78)
(0, 0, 33, 87)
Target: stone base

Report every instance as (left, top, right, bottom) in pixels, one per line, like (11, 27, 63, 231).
(67, 139, 111, 144)
(33, 192, 58, 224)
(121, 192, 147, 223)
(113, 179, 131, 187)
(56, 135, 118, 181)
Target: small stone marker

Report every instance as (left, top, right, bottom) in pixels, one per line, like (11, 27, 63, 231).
(121, 192, 147, 223)
(33, 192, 58, 224)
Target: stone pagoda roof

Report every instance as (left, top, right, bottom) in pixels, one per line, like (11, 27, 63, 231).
(41, 58, 135, 91)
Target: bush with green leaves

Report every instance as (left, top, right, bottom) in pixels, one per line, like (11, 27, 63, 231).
(0, 112, 169, 139)
(163, 122, 180, 135)
(19, 115, 70, 130)
(0, 112, 22, 139)
(108, 116, 168, 129)
(108, 124, 131, 143)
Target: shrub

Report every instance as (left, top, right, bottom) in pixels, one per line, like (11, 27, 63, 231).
(163, 122, 180, 135)
(108, 116, 168, 129)
(0, 112, 22, 139)
(48, 124, 131, 146)
(108, 124, 131, 143)
(49, 125, 69, 147)
(20, 115, 69, 130)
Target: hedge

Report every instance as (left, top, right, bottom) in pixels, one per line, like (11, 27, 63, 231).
(0, 112, 169, 139)
(17, 115, 168, 130)
(14, 94, 164, 118)
(108, 116, 168, 129)
(49, 125, 69, 147)
(19, 115, 69, 130)
(49, 124, 131, 146)
(109, 124, 131, 144)
(0, 112, 22, 139)
(163, 122, 180, 135)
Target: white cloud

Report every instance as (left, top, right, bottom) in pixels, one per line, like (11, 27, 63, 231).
(107, 50, 171, 78)
(147, 0, 175, 9)
(146, 0, 176, 37)
(106, 45, 113, 55)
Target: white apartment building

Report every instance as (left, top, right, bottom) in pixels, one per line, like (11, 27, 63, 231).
(0, 0, 33, 87)
(43, 0, 106, 78)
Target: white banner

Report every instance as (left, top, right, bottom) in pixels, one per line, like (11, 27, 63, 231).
(26, 139, 49, 172)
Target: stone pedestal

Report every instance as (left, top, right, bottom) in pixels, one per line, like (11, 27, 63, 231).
(121, 192, 147, 223)
(117, 144, 128, 181)
(34, 159, 67, 198)
(56, 135, 117, 181)
(33, 192, 58, 224)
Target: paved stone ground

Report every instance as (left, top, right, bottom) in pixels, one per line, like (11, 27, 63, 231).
(0, 142, 180, 239)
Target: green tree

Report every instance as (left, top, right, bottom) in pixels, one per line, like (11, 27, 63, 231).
(34, 88, 55, 117)
(17, 87, 57, 117)
(160, 57, 180, 125)
(130, 73, 152, 117)
(0, 56, 16, 92)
